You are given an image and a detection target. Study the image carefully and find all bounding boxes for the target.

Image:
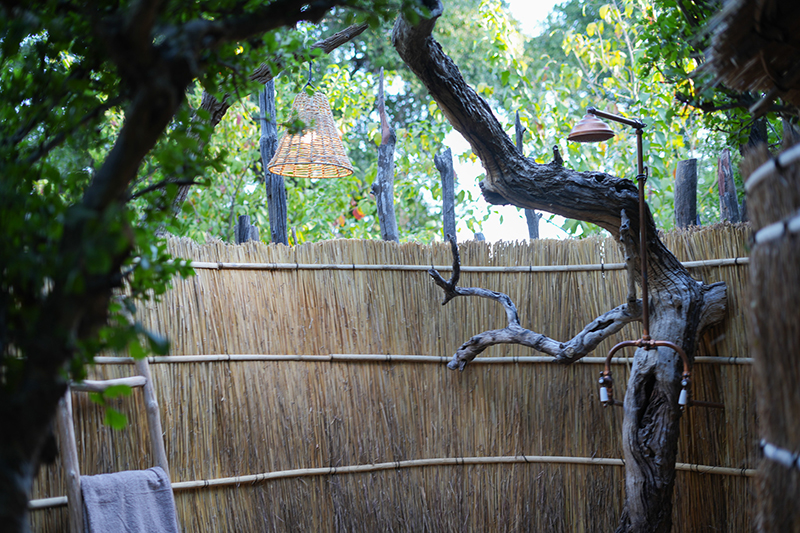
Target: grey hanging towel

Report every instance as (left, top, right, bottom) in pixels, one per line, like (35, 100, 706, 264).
(81, 466, 180, 533)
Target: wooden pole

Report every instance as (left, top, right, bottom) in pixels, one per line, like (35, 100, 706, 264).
(515, 111, 540, 239)
(27, 453, 754, 510)
(134, 359, 171, 480)
(674, 158, 698, 228)
(434, 147, 456, 242)
(718, 148, 741, 222)
(55, 392, 83, 533)
(259, 80, 288, 245)
(91, 353, 753, 366)
(70, 376, 147, 393)
(234, 215, 259, 244)
(371, 68, 399, 241)
(184, 255, 748, 272)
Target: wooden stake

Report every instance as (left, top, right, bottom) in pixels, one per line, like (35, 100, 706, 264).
(675, 158, 698, 228)
(28, 454, 755, 511)
(234, 215, 259, 244)
(371, 68, 399, 242)
(718, 149, 741, 222)
(259, 80, 288, 245)
(55, 392, 83, 533)
(435, 147, 456, 242)
(134, 358, 171, 480)
(90, 353, 753, 366)
(515, 111, 540, 239)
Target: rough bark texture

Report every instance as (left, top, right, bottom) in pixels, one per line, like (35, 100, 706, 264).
(371, 69, 399, 242)
(743, 143, 800, 532)
(170, 89, 235, 212)
(718, 148, 741, 223)
(394, 3, 727, 531)
(435, 148, 457, 242)
(524, 209, 541, 239)
(674, 158, 697, 228)
(234, 215, 259, 244)
(514, 111, 540, 239)
(259, 80, 288, 245)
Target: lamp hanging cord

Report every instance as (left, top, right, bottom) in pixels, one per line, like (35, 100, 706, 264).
(304, 61, 315, 91)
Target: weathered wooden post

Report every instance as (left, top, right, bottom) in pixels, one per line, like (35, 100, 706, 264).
(718, 148, 741, 222)
(515, 111, 540, 239)
(258, 80, 289, 245)
(234, 215, 259, 244)
(371, 68, 399, 242)
(435, 147, 456, 242)
(674, 158, 697, 228)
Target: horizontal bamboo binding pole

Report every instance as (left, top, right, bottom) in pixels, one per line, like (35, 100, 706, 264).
(185, 256, 749, 272)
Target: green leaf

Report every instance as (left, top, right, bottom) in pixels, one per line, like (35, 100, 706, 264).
(103, 385, 133, 399)
(129, 338, 147, 360)
(104, 408, 128, 430)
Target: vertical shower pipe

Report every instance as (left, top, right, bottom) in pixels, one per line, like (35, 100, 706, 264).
(584, 108, 693, 409)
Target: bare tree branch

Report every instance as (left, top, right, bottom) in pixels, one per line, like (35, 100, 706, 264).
(430, 235, 642, 371)
(393, 2, 644, 238)
(22, 96, 124, 167)
(128, 178, 201, 200)
(397, 5, 729, 530)
(250, 22, 369, 84)
(125, 0, 163, 58)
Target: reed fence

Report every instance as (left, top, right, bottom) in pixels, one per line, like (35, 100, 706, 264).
(30, 224, 754, 532)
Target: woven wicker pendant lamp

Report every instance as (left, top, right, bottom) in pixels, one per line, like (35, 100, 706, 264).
(267, 91, 354, 178)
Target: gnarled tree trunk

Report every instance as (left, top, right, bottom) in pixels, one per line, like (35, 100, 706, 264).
(393, 3, 727, 531)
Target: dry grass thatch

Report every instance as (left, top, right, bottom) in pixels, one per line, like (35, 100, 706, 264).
(30, 225, 754, 532)
(703, 0, 800, 109)
(742, 142, 800, 529)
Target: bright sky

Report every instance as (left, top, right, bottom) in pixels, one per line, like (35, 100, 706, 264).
(449, 0, 566, 242)
(508, 0, 562, 37)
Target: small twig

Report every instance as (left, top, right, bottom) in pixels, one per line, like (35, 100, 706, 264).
(22, 96, 124, 166)
(129, 178, 201, 200)
(552, 145, 563, 166)
(249, 22, 369, 84)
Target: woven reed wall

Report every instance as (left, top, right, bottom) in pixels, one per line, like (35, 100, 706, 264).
(30, 224, 754, 532)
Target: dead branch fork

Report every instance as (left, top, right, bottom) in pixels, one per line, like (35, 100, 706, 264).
(429, 235, 642, 371)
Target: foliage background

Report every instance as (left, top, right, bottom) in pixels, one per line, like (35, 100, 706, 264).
(165, 0, 794, 245)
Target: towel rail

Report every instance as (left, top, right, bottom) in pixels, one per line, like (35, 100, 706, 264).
(56, 358, 172, 533)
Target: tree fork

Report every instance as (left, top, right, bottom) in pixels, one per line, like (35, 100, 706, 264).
(395, 3, 727, 530)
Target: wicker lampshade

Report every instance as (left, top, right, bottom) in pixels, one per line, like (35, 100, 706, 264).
(267, 91, 354, 178)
